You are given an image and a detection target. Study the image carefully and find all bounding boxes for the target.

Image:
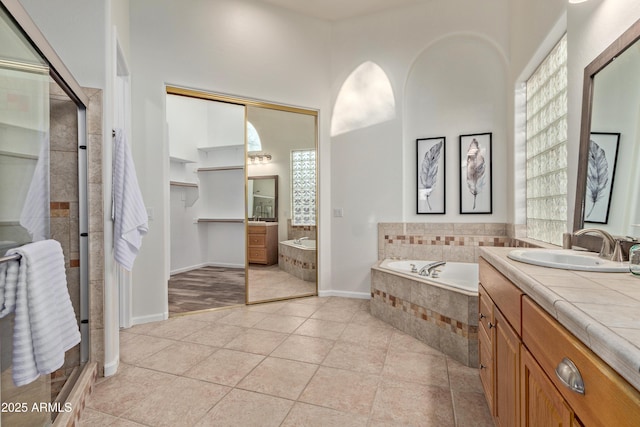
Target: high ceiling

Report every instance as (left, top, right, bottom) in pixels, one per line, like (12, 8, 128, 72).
(254, 0, 427, 21)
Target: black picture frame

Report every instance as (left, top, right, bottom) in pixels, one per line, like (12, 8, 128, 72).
(417, 137, 446, 214)
(459, 132, 492, 214)
(584, 132, 620, 224)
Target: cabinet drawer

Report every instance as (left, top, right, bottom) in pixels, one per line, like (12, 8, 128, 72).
(247, 225, 267, 234)
(479, 257, 523, 335)
(248, 234, 266, 247)
(248, 248, 267, 263)
(522, 296, 640, 427)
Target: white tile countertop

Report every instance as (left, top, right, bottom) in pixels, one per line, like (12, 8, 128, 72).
(480, 246, 640, 391)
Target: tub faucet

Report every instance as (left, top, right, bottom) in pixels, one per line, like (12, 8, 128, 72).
(418, 261, 446, 277)
(574, 228, 624, 261)
(294, 236, 309, 245)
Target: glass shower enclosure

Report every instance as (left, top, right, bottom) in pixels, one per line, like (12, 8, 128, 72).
(0, 1, 89, 424)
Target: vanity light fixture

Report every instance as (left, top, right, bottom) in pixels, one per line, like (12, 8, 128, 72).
(248, 152, 272, 164)
(568, 0, 589, 3)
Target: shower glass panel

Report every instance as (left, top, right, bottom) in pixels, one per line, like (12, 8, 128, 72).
(0, 3, 85, 425)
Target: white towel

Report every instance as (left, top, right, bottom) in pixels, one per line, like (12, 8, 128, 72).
(19, 133, 50, 241)
(0, 240, 81, 386)
(112, 129, 148, 271)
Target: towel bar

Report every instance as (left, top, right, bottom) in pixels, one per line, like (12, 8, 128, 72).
(0, 253, 21, 264)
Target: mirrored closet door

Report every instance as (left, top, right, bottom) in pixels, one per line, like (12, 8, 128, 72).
(245, 105, 318, 304)
(166, 87, 318, 311)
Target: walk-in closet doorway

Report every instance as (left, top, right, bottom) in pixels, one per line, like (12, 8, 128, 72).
(166, 86, 318, 315)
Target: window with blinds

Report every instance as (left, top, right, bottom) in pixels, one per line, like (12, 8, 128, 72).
(526, 34, 567, 246)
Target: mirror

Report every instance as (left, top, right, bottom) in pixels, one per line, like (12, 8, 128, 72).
(575, 19, 640, 237)
(248, 175, 278, 221)
(246, 105, 318, 304)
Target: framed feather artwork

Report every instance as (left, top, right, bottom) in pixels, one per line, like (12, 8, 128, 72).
(459, 133, 492, 214)
(417, 137, 446, 214)
(585, 132, 620, 224)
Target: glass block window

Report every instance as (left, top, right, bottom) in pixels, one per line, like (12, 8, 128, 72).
(291, 149, 316, 226)
(526, 34, 567, 246)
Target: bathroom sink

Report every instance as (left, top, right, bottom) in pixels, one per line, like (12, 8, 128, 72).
(507, 249, 629, 272)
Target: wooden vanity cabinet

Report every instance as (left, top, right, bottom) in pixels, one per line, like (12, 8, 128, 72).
(479, 258, 523, 427)
(479, 256, 640, 427)
(247, 224, 278, 265)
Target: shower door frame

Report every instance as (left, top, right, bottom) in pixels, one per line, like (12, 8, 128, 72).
(1, 0, 91, 362)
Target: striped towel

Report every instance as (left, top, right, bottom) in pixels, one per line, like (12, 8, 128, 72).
(0, 240, 80, 386)
(112, 128, 148, 271)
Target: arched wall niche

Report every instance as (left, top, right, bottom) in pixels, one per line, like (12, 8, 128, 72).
(403, 33, 509, 222)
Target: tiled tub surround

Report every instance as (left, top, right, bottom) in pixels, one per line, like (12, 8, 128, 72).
(481, 247, 640, 393)
(278, 240, 316, 282)
(378, 222, 519, 263)
(370, 264, 479, 368)
(371, 222, 544, 368)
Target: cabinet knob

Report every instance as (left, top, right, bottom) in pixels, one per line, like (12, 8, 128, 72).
(480, 364, 487, 370)
(555, 357, 585, 395)
(479, 313, 486, 320)
(488, 322, 494, 329)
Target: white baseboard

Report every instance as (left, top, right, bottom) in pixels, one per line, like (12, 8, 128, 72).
(170, 262, 208, 275)
(131, 311, 168, 326)
(103, 358, 119, 377)
(207, 262, 245, 269)
(170, 262, 244, 275)
(318, 290, 371, 299)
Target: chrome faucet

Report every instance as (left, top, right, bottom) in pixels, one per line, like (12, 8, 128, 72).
(574, 228, 624, 261)
(294, 236, 309, 245)
(418, 261, 446, 277)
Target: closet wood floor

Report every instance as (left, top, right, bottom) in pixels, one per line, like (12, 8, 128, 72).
(168, 266, 246, 314)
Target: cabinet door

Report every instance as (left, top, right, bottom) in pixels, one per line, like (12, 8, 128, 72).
(478, 285, 494, 412)
(521, 347, 573, 427)
(494, 307, 520, 427)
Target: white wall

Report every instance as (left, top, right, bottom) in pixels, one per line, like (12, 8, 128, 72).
(404, 35, 508, 221)
(328, 0, 510, 297)
(129, 0, 331, 322)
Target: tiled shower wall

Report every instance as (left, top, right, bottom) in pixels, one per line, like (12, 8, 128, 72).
(378, 222, 520, 263)
(49, 84, 104, 396)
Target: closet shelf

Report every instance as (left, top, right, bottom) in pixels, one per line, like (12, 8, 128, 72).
(197, 166, 244, 172)
(169, 155, 197, 164)
(197, 144, 244, 152)
(197, 218, 244, 223)
(170, 180, 198, 188)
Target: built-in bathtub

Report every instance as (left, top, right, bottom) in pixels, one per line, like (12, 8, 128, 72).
(278, 239, 316, 282)
(371, 259, 479, 367)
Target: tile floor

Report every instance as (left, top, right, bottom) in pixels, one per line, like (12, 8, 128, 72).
(247, 264, 316, 302)
(79, 297, 494, 426)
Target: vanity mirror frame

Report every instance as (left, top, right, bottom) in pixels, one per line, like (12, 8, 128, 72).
(248, 175, 278, 222)
(574, 18, 640, 242)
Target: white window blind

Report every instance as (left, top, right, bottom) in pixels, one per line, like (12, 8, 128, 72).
(526, 34, 567, 246)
